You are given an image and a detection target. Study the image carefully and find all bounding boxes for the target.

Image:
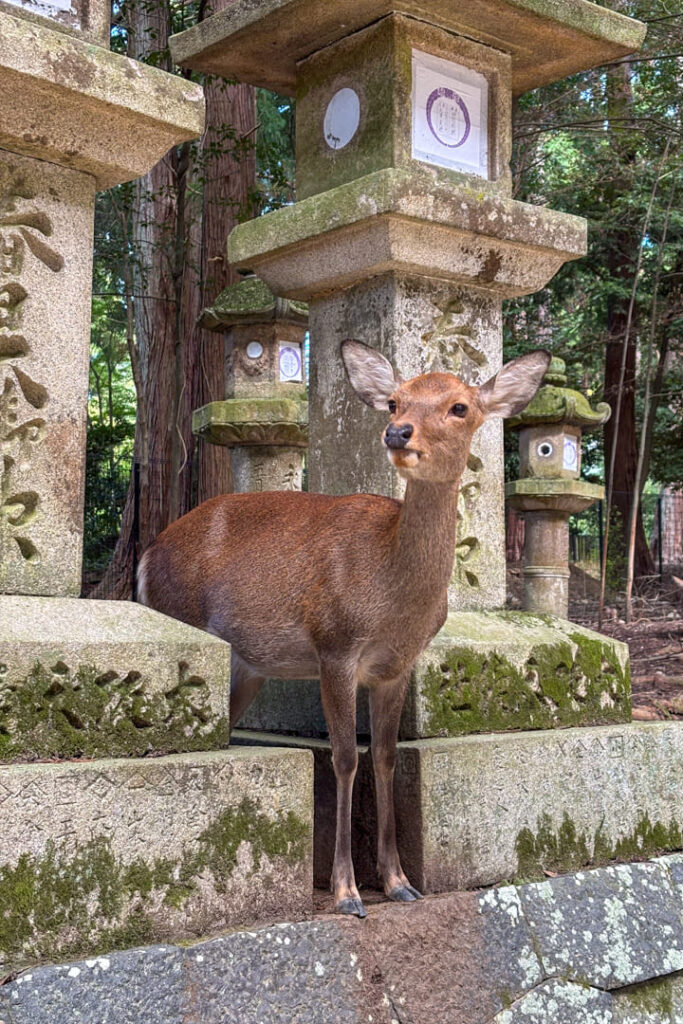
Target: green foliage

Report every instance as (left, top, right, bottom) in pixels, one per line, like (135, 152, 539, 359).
(256, 89, 295, 210)
(505, 0, 682, 496)
(85, 235, 135, 579)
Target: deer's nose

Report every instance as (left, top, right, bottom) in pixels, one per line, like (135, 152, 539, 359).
(385, 423, 414, 449)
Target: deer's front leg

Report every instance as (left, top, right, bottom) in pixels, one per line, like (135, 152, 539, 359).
(370, 676, 423, 903)
(319, 657, 365, 918)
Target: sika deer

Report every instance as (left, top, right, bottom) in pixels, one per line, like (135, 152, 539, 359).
(138, 341, 550, 917)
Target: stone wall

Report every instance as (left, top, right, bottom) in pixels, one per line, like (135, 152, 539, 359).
(3, 856, 682, 1024)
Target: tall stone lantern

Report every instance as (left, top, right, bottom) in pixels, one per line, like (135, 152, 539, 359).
(193, 274, 309, 492)
(171, 0, 644, 615)
(506, 357, 610, 618)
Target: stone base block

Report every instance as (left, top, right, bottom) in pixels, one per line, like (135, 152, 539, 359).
(239, 612, 631, 739)
(234, 722, 683, 893)
(0, 746, 313, 974)
(0, 596, 232, 761)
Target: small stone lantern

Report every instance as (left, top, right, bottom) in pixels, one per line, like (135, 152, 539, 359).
(505, 357, 610, 618)
(192, 274, 309, 492)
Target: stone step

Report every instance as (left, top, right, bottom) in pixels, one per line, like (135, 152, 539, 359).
(0, 746, 313, 975)
(233, 721, 683, 893)
(3, 856, 682, 1024)
(0, 596, 231, 760)
(239, 611, 631, 739)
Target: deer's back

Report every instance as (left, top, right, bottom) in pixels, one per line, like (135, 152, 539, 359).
(139, 490, 403, 651)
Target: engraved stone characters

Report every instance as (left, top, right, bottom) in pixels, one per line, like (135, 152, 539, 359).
(0, 171, 62, 572)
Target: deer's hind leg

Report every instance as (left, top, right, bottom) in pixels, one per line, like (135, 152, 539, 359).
(229, 650, 265, 730)
(369, 675, 423, 903)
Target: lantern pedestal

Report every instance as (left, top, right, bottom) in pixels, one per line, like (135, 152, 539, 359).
(507, 479, 605, 618)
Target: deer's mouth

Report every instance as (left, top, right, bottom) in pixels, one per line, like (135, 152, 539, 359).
(386, 448, 422, 470)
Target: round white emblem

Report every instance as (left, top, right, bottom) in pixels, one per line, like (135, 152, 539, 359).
(246, 341, 264, 359)
(323, 89, 361, 151)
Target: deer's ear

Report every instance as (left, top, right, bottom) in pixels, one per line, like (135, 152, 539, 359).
(341, 339, 401, 410)
(478, 350, 551, 419)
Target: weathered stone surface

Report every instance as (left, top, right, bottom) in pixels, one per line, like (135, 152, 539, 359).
(223, 320, 308, 401)
(0, 946, 185, 1024)
(492, 980, 613, 1024)
(0, 0, 111, 47)
(7, 864, 683, 1024)
(0, 153, 94, 597)
(295, 15, 512, 200)
(406, 724, 683, 893)
(227, 168, 587, 301)
(192, 397, 308, 448)
(231, 446, 305, 493)
(305, 276, 506, 612)
(182, 923, 361, 1024)
(613, 974, 683, 1024)
(0, 0, 110, 47)
(239, 613, 631, 738)
(657, 852, 683, 892)
(235, 723, 683, 893)
(406, 612, 630, 736)
(4, 861, 683, 1022)
(0, 596, 231, 759)
(518, 862, 683, 989)
(169, 0, 646, 97)
(0, 747, 314, 974)
(0, 9, 204, 188)
(0, 887, 544, 1024)
(506, 477, 605, 511)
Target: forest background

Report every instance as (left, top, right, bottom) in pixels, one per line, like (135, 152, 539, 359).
(86, 0, 682, 610)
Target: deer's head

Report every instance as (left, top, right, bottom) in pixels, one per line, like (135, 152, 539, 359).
(341, 340, 550, 484)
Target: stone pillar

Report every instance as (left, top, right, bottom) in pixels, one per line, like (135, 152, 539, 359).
(0, 1, 205, 597)
(169, 4, 644, 611)
(308, 274, 505, 607)
(1, 155, 94, 595)
(0, 0, 315, 969)
(193, 275, 308, 493)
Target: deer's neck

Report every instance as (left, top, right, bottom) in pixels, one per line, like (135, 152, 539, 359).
(392, 477, 461, 600)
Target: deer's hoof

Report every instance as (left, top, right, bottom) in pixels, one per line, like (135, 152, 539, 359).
(337, 897, 367, 918)
(388, 884, 424, 903)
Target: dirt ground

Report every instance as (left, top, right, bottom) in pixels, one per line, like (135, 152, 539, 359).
(507, 563, 683, 722)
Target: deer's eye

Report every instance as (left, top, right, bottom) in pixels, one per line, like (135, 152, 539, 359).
(450, 403, 468, 418)
(388, 400, 397, 414)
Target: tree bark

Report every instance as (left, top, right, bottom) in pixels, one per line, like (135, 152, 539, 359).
(602, 61, 654, 580)
(176, 76, 256, 515)
(90, 0, 256, 599)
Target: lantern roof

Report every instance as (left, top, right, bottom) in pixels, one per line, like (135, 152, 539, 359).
(170, 0, 646, 97)
(199, 275, 309, 330)
(507, 357, 611, 431)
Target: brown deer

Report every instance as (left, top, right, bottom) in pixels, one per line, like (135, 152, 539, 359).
(138, 340, 550, 917)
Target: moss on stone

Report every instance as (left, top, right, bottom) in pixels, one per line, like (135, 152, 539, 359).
(616, 975, 675, 1020)
(506, 383, 610, 430)
(0, 660, 231, 762)
(0, 797, 310, 972)
(515, 812, 682, 882)
(420, 630, 630, 737)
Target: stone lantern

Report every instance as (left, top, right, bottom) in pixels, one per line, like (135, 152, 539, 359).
(169, 3, 656, 899)
(192, 274, 309, 492)
(506, 357, 610, 618)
